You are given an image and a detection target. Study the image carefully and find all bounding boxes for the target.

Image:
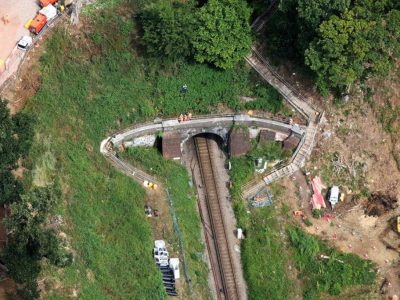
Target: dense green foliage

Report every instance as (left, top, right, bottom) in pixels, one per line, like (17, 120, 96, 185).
(243, 84, 283, 113)
(153, 63, 249, 114)
(122, 147, 210, 298)
(139, 0, 252, 69)
(265, 0, 400, 95)
(0, 101, 33, 205)
(248, 140, 290, 161)
(4, 185, 71, 299)
(192, 0, 252, 69)
(139, 1, 193, 59)
(288, 227, 376, 299)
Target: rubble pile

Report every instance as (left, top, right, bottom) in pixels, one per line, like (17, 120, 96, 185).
(364, 192, 398, 217)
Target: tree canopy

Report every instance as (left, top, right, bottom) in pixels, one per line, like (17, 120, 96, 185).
(264, 0, 400, 95)
(0, 101, 33, 205)
(139, 1, 194, 59)
(192, 0, 252, 69)
(139, 0, 252, 69)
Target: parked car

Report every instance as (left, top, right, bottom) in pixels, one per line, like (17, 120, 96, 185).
(17, 36, 33, 51)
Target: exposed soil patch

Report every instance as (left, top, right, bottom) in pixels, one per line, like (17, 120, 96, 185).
(0, 278, 18, 299)
(282, 171, 400, 299)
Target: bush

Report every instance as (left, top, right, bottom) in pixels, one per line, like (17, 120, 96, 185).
(247, 141, 287, 162)
(244, 84, 283, 113)
(311, 208, 325, 219)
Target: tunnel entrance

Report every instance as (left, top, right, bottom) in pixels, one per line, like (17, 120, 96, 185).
(191, 133, 224, 149)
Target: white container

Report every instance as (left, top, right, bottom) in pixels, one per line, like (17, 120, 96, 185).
(169, 258, 180, 279)
(39, 4, 57, 21)
(237, 228, 243, 239)
(329, 186, 340, 209)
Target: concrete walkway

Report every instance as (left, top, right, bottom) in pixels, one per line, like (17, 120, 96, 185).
(241, 47, 323, 198)
(100, 114, 298, 186)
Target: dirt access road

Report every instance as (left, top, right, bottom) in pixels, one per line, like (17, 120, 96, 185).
(0, 0, 38, 61)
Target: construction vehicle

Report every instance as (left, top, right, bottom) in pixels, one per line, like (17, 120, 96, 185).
(40, 4, 57, 21)
(29, 4, 57, 35)
(397, 216, 400, 233)
(29, 14, 47, 34)
(40, 0, 57, 7)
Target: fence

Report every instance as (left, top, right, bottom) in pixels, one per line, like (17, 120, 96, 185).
(165, 188, 193, 296)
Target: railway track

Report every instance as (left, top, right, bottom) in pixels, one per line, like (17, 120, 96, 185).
(194, 135, 240, 300)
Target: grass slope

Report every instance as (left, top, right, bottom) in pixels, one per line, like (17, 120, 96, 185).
(26, 17, 166, 300)
(288, 227, 376, 299)
(229, 157, 293, 299)
(121, 147, 210, 299)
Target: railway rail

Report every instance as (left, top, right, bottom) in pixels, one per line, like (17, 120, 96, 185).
(194, 135, 240, 300)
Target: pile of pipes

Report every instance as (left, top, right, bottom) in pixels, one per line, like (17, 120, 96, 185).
(153, 240, 180, 296)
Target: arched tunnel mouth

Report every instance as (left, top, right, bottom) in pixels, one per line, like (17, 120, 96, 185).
(189, 132, 225, 152)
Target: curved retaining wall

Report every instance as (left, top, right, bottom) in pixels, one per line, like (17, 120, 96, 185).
(100, 114, 299, 185)
(103, 114, 294, 150)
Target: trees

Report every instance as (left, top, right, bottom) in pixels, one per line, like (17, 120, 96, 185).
(139, 1, 194, 60)
(305, 5, 400, 95)
(192, 0, 252, 69)
(264, 1, 400, 95)
(0, 101, 33, 205)
(305, 12, 373, 95)
(139, 0, 252, 69)
(5, 185, 71, 298)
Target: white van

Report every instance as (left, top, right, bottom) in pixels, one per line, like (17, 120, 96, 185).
(329, 186, 340, 209)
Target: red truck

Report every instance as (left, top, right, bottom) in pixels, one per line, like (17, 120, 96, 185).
(40, 0, 57, 7)
(29, 14, 47, 34)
